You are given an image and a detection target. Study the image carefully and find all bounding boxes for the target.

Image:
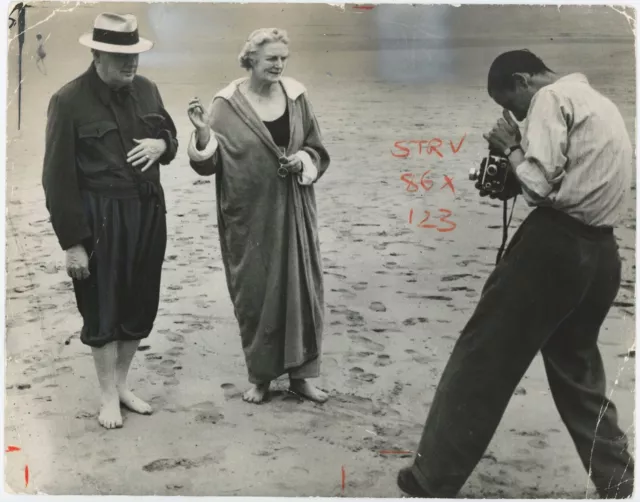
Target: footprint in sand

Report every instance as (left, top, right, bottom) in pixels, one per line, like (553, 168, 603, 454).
(349, 334, 385, 351)
(369, 302, 387, 312)
(331, 288, 357, 298)
(374, 354, 391, 367)
(221, 383, 242, 400)
(403, 317, 428, 326)
(356, 351, 374, 357)
(32, 366, 73, 384)
(195, 410, 224, 424)
(138, 345, 151, 352)
(412, 354, 436, 365)
(145, 353, 163, 361)
(345, 310, 365, 326)
(349, 367, 378, 383)
(527, 438, 549, 449)
(167, 334, 185, 343)
(441, 273, 480, 282)
(142, 456, 212, 472)
(352, 282, 368, 291)
(166, 347, 184, 358)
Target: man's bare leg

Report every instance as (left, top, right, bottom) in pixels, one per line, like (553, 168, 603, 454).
(91, 342, 122, 429)
(116, 340, 152, 414)
(289, 378, 328, 403)
(243, 382, 270, 404)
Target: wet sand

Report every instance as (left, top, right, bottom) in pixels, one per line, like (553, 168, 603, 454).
(4, 3, 636, 497)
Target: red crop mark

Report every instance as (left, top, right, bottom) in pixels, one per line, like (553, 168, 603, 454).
(24, 465, 29, 487)
(353, 4, 375, 9)
(341, 465, 345, 493)
(5, 446, 21, 453)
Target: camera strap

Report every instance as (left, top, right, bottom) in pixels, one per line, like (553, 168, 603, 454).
(496, 196, 518, 265)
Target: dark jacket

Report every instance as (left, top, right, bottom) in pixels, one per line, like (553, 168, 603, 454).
(42, 64, 178, 250)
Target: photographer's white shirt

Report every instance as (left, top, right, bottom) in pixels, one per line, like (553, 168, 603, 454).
(515, 73, 633, 227)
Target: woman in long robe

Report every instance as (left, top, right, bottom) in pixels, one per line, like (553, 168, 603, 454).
(187, 28, 330, 404)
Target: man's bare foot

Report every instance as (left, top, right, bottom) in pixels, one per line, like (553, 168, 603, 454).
(243, 383, 270, 404)
(98, 395, 123, 429)
(289, 379, 328, 403)
(118, 388, 152, 415)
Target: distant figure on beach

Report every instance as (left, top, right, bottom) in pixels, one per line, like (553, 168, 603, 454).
(42, 13, 178, 430)
(397, 49, 634, 499)
(187, 28, 330, 404)
(35, 33, 46, 74)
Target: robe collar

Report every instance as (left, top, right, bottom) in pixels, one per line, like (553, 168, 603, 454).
(215, 76, 306, 101)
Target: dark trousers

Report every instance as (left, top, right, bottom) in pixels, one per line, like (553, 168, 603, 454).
(73, 189, 167, 348)
(412, 207, 634, 498)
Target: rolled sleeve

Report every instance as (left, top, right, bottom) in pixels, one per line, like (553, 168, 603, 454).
(295, 150, 318, 185)
(516, 88, 570, 202)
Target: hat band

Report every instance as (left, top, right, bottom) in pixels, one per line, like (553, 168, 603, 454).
(92, 27, 140, 46)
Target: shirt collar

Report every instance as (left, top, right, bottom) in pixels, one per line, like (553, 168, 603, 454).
(555, 72, 589, 85)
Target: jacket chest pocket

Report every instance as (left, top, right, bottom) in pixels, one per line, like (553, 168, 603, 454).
(76, 120, 121, 173)
(78, 120, 119, 141)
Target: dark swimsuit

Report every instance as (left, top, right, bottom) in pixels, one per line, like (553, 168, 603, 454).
(263, 102, 290, 149)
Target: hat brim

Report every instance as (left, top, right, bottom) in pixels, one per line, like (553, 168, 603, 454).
(79, 32, 153, 54)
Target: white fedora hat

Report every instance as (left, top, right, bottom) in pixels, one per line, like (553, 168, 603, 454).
(79, 13, 153, 54)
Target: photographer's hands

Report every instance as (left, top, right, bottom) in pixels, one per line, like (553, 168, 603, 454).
(483, 109, 521, 153)
(478, 109, 523, 201)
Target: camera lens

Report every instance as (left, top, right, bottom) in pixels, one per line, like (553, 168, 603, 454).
(487, 164, 498, 176)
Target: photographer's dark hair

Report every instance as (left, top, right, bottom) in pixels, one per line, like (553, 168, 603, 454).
(488, 49, 552, 93)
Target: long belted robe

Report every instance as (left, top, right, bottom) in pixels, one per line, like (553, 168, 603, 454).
(188, 77, 330, 384)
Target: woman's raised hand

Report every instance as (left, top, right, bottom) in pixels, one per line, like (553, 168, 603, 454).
(188, 97, 211, 130)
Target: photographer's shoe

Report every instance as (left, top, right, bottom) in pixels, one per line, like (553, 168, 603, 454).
(397, 467, 435, 498)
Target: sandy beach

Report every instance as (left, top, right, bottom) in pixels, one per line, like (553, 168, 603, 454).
(4, 3, 636, 497)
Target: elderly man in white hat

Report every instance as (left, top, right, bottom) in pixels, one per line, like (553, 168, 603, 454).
(42, 13, 178, 429)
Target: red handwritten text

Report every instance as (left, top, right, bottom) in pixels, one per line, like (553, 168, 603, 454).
(341, 465, 346, 493)
(401, 172, 455, 194)
(391, 134, 466, 158)
(409, 208, 457, 232)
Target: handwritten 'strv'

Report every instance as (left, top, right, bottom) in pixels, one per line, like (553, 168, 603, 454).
(391, 134, 466, 158)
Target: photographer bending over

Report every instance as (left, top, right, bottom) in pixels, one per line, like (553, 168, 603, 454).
(397, 49, 634, 499)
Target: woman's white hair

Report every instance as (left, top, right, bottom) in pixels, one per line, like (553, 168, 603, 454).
(238, 28, 289, 70)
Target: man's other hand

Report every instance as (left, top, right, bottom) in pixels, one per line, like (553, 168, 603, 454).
(66, 244, 90, 280)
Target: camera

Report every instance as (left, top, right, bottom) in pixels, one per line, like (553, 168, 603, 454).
(469, 149, 510, 194)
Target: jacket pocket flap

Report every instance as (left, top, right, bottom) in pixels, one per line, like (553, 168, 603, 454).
(78, 120, 118, 139)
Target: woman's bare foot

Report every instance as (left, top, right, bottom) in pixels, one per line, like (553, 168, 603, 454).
(118, 388, 152, 415)
(98, 395, 123, 429)
(289, 379, 328, 403)
(243, 383, 270, 404)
